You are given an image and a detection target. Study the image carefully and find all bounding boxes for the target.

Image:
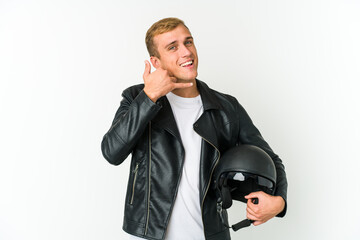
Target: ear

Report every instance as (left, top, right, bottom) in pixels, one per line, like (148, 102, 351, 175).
(150, 56, 161, 69)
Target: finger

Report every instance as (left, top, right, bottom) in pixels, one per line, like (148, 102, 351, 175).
(247, 198, 259, 207)
(246, 211, 260, 222)
(244, 191, 260, 200)
(173, 82, 193, 89)
(169, 77, 177, 83)
(247, 210, 257, 220)
(246, 203, 260, 218)
(143, 60, 151, 78)
(252, 220, 264, 226)
(165, 69, 174, 77)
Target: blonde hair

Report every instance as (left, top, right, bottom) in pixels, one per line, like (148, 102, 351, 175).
(145, 17, 189, 58)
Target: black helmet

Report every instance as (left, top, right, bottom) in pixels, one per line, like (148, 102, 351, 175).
(213, 144, 277, 231)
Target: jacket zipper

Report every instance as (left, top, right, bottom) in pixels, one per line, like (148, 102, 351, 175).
(145, 121, 152, 235)
(129, 162, 139, 205)
(200, 136, 221, 238)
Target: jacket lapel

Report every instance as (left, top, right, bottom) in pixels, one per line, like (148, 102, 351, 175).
(151, 96, 182, 144)
(194, 80, 226, 201)
(195, 80, 222, 150)
(196, 79, 222, 112)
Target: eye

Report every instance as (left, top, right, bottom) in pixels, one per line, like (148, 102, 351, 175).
(185, 40, 193, 46)
(168, 45, 177, 51)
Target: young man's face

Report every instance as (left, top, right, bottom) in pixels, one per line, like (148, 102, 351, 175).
(151, 24, 198, 82)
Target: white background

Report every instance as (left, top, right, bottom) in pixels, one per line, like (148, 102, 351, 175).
(1, 0, 359, 239)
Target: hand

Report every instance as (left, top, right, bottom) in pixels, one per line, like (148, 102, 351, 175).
(143, 60, 193, 102)
(244, 191, 285, 226)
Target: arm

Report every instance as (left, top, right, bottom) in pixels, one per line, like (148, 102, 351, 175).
(235, 100, 288, 222)
(101, 88, 162, 165)
(101, 61, 193, 165)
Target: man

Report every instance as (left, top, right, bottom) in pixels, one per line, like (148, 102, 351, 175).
(101, 18, 287, 240)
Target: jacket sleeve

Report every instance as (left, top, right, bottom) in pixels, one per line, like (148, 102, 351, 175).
(235, 99, 288, 217)
(101, 87, 162, 165)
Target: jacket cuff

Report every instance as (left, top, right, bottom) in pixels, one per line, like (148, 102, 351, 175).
(276, 196, 287, 217)
(139, 90, 162, 109)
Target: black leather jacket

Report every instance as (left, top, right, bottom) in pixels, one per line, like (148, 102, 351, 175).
(101, 80, 287, 240)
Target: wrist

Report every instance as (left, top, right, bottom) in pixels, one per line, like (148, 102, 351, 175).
(144, 88, 158, 103)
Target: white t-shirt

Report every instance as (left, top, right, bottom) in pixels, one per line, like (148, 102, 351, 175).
(128, 92, 204, 240)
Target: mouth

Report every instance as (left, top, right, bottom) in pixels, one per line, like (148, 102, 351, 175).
(180, 60, 194, 68)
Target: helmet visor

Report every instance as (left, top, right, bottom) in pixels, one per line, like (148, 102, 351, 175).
(221, 172, 275, 202)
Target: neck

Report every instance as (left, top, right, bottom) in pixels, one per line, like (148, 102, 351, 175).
(171, 79, 199, 98)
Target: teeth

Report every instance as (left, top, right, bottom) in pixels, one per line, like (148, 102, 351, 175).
(180, 60, 193, 67)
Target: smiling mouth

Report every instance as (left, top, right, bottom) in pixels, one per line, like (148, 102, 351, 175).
(180, 60, 194, 67)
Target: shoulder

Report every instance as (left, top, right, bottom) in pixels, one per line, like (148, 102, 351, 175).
(212, 88, 239, 106)
(197, 79, 240, 110)
(121, 83, 145, 98)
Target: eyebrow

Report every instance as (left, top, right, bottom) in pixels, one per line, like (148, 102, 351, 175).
(164, 36, 193, 49)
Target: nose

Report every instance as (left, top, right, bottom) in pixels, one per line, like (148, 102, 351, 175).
(179, 44, 192, 57)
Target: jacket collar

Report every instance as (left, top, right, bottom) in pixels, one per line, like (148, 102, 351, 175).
(152, 95, 181, 142)
(151, 79, 221, 143)
(196, 79, 222, 111)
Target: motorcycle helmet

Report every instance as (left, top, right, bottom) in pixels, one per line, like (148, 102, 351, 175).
(213, 144, 277, 231)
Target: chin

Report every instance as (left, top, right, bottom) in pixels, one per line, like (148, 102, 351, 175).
(181, 72, 198, 81)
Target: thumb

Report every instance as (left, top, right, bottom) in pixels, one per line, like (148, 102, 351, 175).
(143, 60, 151, 78)
(244, 192, 260, 200)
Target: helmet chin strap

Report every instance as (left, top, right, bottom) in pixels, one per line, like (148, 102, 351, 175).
(216, 187, 259, 232)
(230, 198, 258, 231)
(216, 201, 255, 231)
(231, 219, 254, 231)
